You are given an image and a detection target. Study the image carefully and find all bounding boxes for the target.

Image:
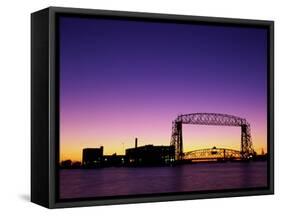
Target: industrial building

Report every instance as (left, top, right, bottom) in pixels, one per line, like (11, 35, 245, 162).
(81, 138, 175, 167)
(125, 138, 175, 165)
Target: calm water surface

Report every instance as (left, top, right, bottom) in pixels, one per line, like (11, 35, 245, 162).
(60, 161, 267, 199)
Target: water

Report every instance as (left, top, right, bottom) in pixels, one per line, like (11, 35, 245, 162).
(60, 161, 267, 199)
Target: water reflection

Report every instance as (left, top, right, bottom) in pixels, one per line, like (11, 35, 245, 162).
(60, 161, 267, 199)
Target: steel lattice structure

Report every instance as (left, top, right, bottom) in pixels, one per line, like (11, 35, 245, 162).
(170, 113, 254, 160)
(184, 147, 241, 160)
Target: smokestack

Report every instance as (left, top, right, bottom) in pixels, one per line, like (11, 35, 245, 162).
(135, 138, 138, 148)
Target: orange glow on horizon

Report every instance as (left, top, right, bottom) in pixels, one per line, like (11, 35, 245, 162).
(60, 124, 267, 162)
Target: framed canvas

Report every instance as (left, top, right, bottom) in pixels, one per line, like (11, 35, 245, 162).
(31, 6, 274, 208)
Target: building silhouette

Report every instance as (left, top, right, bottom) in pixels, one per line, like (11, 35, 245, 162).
(103, 153, 126, 167)
(126, 144, 175, 166)
(82, 146, 103, 167)
(80, 138, 175, 168)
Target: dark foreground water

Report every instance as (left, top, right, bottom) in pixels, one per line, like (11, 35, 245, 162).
(60, 161, 267, 199)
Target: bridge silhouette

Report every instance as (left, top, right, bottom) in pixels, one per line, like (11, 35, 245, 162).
(170, 113, 255, 161)
(184, 147, 241, 161)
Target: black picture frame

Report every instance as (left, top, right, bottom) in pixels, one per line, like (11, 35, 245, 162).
(31, 6, 274, 208)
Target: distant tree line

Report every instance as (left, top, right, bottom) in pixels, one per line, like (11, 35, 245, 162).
(60, 160, 82, 169)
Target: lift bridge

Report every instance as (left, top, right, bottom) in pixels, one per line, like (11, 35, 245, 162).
(170, 113, 255, 161)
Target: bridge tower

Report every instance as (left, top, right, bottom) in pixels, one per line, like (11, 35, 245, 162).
(241, 124, 253, 159)
(176, 121, 183, 160)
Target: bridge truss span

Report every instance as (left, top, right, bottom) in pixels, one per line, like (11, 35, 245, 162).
(184, 147, 241, 161)
(170, 113, 254, 160)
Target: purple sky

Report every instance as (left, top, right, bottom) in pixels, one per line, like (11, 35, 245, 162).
(59, 16, 268, 161)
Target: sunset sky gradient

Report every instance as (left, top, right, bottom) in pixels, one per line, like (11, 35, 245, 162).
(59, 16, 268, 162)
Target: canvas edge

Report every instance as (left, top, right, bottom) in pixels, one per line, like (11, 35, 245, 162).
(31, 8, 51, 208)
